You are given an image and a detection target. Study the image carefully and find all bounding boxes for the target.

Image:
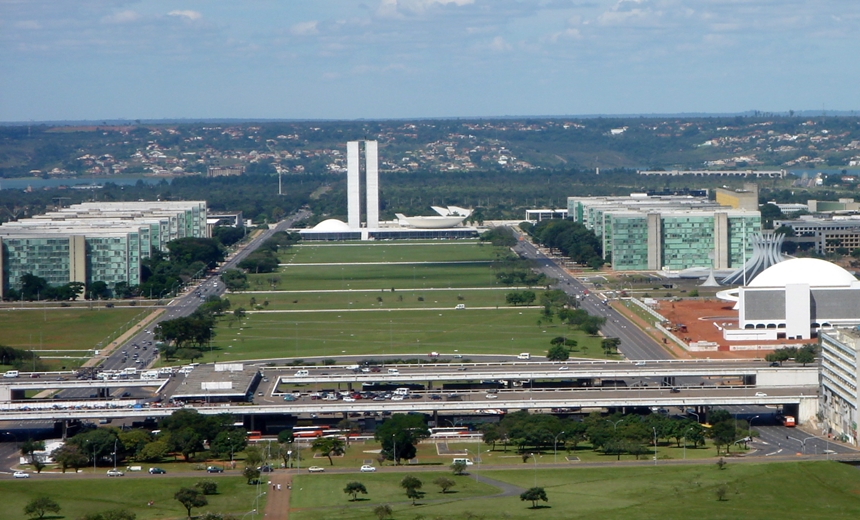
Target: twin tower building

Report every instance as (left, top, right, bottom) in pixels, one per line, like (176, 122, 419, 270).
(347, 140, 379, 230)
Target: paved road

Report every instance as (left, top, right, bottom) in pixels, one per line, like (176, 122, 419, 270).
(59, 210, 311, 400)
(512, 234, 672, 360)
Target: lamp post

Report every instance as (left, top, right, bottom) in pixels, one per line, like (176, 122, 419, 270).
(530, 453, 538, 487)
(392, 434, 397, 466)
(683, 426, 694, 460)
(553, 431, 565, 464)
(652, 427, 657, 465)
(748, 415, 760, 448)
(607, 419, 623, 432)
(112, 438, 118, 470)
(800, 436, 817, 455)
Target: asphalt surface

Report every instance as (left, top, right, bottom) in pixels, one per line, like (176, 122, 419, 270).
(59, 210, 311, 400)
(513, 235, 673, 360)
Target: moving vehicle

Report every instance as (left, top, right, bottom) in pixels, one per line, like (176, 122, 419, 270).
(3, 370, 19, 378)
(148, 467, 166, 474)
(782, 415, 796, 427)
(294, 370, 309, 377)
(755, 392, 767, 397)
(387, 368, 400, 375)
(206, 466, 224, 473)
(517, 353, 530, 360)
(360, 465, 377, 472)
(106, 469, 124, 477)
(307, 466, 325, 473)
(452, 458, 474, 466)
(13, 471, 29, 478)
(454, 304, 465, 310)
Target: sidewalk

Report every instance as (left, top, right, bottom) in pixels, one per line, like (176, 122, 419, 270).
(263, 472, 293, 520)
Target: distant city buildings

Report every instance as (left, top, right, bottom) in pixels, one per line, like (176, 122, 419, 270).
(207, 166, 244, 177)
(0, 201, 207, 298)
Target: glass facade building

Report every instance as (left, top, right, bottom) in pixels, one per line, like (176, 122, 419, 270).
(0, 201, 207, 298)
(568, 195, 760, 271)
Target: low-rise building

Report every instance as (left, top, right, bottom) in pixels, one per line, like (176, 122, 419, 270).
(819, 328, 860, 446)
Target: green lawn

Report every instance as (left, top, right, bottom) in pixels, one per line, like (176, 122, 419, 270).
(247, 262, 501, 291)
(0, 307, 153, 353)
(201, 309, 606, 363)
(230, 289, 515, 311)
(290, 470, 498, 519)
(284, 241, 501, 264)
(289, 460, 860, 519)
(0, 475, 263, 519)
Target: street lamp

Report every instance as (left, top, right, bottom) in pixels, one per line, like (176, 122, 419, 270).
(607, 419, 623, 432)
(687, 410, 700, 423)
(553, 431, 566, 464)
(530, 453, 538, 487)
(392, 434, 397, 466)
(112, 438, 118, 470)
(683, 426, 694, 460)
(652, 427, 657, 465)
(800, 436, 817, 455)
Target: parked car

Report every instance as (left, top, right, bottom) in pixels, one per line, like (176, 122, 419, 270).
(148, 467, 166, 474)
(258, 465, 273, 473)
(13, 471, 29, 479)
(106, 469, 124, 477)
(360, 465, 377, 473)
(307, 466, 325, 473)
(206, 466, 224, 473)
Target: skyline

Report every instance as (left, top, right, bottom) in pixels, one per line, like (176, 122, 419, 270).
(2, 1, 859, 122)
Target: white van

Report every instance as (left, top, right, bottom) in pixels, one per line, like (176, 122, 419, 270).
(394, 387, 410, 396)
(387, 368, 400, 375)
(517, 353, 531, 360)
(454, 304, 465, 310)
(295, 370, 310, 377)
(3, 370, 19, 378)
(452, 458, 474, 466)
(140, 370, 159, 380)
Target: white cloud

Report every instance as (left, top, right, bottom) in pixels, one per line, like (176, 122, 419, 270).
(14, 20, 42, 30)
(487, 35, 511, 52)
(290, 21, 319, 36)
(101, 10, 141, 25)
(377, 0, 475, 18)
(167, 10, 202, 21)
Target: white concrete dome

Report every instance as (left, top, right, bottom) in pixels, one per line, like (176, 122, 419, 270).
(748, 258, 857, 288)
(311, 219, 351, 232)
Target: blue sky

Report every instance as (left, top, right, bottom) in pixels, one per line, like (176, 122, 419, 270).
(1, 0, 858, 121)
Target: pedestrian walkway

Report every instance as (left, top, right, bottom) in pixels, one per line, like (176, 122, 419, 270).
(263, 472, 293, 520)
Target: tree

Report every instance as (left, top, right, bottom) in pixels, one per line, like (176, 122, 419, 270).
(433, 476, 456, 494)
(24, 496, 61, 519)
(546, 343, 570, 362)
(451, 460, 467, 476)
(210, 429, 248, 459)
(795, 348, 815, 366)
(174, 488, 207, 518)
(601, 337, 621, 354)
(20, 438, 45, 465)
(138, 440, 169, 462)
(520, 487, 548, 509)
(373, 504, 393, 520)
(400, 475, 424, 505)
(343, 481, 368, 501)
(170, 428, 203, 461)
(715, 483, 728, 501)
(311, 437, 346, 466)
(374, 414, 431, 464)
(220, 269, 249, 291)
(244, 445, 265, 469)
(51, 443, 89, 473)
(195, 479, 218, 495)
(243, 466, 261, 485)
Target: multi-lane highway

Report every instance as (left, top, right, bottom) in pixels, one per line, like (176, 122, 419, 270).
(58, 210, 311, 399)
(512, 234, 672, 360)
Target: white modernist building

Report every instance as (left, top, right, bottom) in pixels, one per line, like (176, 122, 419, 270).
(300, 142, 477, 241)
(717, 258, 860, 341)
(819, 328, 859, 446)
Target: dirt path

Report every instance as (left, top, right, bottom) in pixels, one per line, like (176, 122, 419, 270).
(263, 472, 293, 520)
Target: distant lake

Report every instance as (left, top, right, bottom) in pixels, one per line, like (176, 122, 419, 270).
(0, 176, 173, 190)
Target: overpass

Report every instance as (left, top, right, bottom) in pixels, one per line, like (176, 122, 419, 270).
(0, 385, 818, 422)
(0, 379, 169, 401)
(272, 360, 817, 388)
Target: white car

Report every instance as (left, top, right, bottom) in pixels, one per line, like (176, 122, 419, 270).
(106, 469, 124, 477)
(755, 392, 768, 397)
(558, 366, 569, 371)
(485, 394, 498, 399)
(634, 361, 646, 366)
(360, 465, 377, 472)
(13, 471, 29, 479)
(307, 466, 325, 473)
